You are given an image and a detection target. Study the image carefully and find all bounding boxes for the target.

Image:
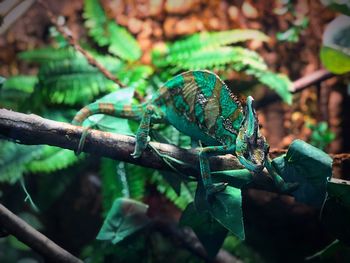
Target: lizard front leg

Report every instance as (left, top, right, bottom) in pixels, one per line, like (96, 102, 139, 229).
(198, 144, 235, 199)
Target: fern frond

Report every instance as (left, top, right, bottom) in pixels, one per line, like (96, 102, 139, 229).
(84, 0, 141, 62)
(254, 71, 293, 104)
(26, 146, 83, 173)
(166, 46, 292, 103)
(37, 56, 122, 105)
(0, 140, 43, 184)
(107, 23, 141, 62)
(168, 29, 269, 58)
(173, 46, 267, 71)
(0, 75, 37, 109)
(117, 65, 153, 93)
(2, 75, 37, 93)
(100, 159, 146, 215)
(151, 173, 196, 210)
(19, 47, 77, 64)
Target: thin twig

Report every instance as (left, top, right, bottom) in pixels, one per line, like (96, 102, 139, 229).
(291, 69, 335, 93)
(0, 202, 82, 263)
(37, 0, 126, 88)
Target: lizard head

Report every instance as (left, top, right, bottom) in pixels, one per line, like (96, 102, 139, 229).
(236, 96, 269, 173)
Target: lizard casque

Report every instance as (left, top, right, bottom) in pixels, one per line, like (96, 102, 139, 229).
(73, 70, 295, 197)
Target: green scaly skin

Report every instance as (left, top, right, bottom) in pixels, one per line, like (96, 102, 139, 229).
(73, 70, 297, 198)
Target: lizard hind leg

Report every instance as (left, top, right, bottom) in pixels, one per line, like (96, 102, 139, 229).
(131, 104, 163, 158)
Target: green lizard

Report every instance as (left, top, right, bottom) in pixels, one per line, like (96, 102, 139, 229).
(72, 70, 296, 198)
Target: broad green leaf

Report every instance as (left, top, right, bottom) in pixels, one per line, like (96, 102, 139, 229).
(320, 46, 350, 74)
(96, 198, 150, 244)
(321, 15, 350, 74)
(208, 187, 244, 240)
(180, 202, 228, 258)
(321, 0, 350, 16)
(321, 178, 350, 245)
(272, 139, 332, 207)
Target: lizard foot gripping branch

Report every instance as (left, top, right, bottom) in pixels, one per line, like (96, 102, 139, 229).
(72, 70, 298, 198)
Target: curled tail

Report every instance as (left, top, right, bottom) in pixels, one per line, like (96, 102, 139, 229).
(72, 102, 145, 125)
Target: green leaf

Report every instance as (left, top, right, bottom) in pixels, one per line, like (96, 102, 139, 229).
(167, 29, 269, 59)
(107, 23, 141, 62)
(321, 15, 350, 74)
(320, 46, 350, 74)
(321, 178, 350, 245)
(37, 55, 122, 106)
(272, 139, 332, 207)
(26, 146, 82, 173)
(96, 198, 150, 244)
(208, 187, 244, 240)
(180, 202, 228, 258)
(83, 87, 135, 135)
(19, 47, 77, 63)
(2, 75, 37, 93)
(321, 0, 350, 16)
(0, 140, 43, 184)
(257, 71, 293, 104)
(84, 0, 141, 62)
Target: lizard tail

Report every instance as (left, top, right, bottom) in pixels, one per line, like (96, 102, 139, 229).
(72, 102, 145, 125)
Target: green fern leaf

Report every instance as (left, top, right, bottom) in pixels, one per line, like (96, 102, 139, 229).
(255, 71, 293, 104)
(169, 29, 269, 57)
(84, 0, 141, 62)
(168, 46, 292, 103)
(37, 56, 122, 105)
(100, 159, 146, 215)
(2, 75, 37, 93)
(19, 47, 77, 64)
(0, 75, 37, 109)
(151, 173, 196, 210)
(107, 23, 141, 62)
(0, 140, 43, 184)
(174, 46, 267, 71)
(26, 146, 83, 173)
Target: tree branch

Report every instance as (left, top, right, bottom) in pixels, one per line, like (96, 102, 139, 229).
(0, 202, 82, 263)
(291, 68, 335, 93)
(0, 108, 280, 191)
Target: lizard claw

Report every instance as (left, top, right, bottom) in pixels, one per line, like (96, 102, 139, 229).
(131, 150, 141, 158)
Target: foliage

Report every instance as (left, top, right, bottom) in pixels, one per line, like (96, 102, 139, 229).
(272, 139, 332, 207)
(321, 15, 350, 74)
(180, 202, 228, 258)
(307, 121, 335, 150)
(96, 198, 150, 244)
(321, 0, 350, 16)
(274, 0, 309, 43)
(0, 0, 344, 261)
(153, 30, 293, 104)
(84, 0, 141, 62)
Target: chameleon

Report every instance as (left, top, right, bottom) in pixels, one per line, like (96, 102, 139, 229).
(72, 70, 296, 198)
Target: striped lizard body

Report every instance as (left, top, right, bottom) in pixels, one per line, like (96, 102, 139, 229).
(73, 70, 295, 197)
